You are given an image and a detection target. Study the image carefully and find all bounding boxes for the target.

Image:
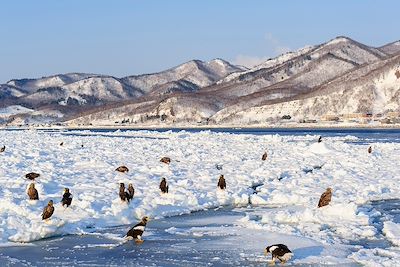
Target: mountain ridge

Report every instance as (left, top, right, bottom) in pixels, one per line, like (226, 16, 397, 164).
(1, 36, 399, 126)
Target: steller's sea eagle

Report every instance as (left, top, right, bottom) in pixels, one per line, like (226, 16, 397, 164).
(265, 244, 293, 265)
(126, 216, 150, 244)
(61, 188, 73, 208)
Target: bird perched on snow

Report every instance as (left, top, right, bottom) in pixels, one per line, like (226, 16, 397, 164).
(116, 166, 129, 173)
(127, 183, 135, 201)
(25, 172, 40, 181)
(126, 216, 150, 244)
(215, 164, 223, 170)
(59, 142, 64, 146)
(318, 187, 332, 208)
(368, 146, 372, 154)
(61, 188, 73, 208)
(264, 244, 293, 265)
(160, 178, 169, 193)
(318, 136, 322, 143)
(42, 200, 55, 220)
(27, 183, 39, 200)
(160, 157, 171, 164)
(217, 175, 226, 190)
(262, 152, 268, 161)
(119, 183, 131, 202)
(0, 145, 5, 152)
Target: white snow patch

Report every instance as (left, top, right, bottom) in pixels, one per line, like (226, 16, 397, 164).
(383, 221, 400, 246)
(0, 105, 34, 118)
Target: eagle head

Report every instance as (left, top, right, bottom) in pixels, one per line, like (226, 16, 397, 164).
(264, 246, 271, 255)
(142, 216, 150, 223)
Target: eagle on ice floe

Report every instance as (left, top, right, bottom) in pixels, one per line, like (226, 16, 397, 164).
(318, 188, 332, 208)
(265, 244, 293, 264)
(0, 145, 5, 152)
(262, 152, 268, 161)
(160, 157, 171, 164)
(126, 216, 150, 244)
(160, 178, 169, 193)
(61, 188, 73, 208)
(218, 175, 226, 190)
(42, 200, 54, 220)
(25, 172, 40, 180)
(116, 166, 129, 173)
(127, 183, 135, 201)
(27, 183, 39, 200)
(119, 183, 132, 202)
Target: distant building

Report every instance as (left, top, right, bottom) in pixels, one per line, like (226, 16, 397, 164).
(387, 112, 400, 118)
(342, 113, 370, 119)
(321, 114, 340, 121)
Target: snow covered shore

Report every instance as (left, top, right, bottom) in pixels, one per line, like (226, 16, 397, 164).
(0, 129, 399, 265)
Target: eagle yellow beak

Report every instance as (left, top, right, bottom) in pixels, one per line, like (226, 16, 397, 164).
(264, 249, 269, 256)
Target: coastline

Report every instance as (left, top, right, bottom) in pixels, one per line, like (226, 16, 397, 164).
(1, 122, 400, 131)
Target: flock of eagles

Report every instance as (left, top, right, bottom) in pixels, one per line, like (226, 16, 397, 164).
(0, 138, 373, 265)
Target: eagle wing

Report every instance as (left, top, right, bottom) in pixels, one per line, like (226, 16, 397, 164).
(126, 223, 145, 239)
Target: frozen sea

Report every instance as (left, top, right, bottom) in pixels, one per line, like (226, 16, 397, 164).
(0, 128, 400, 266)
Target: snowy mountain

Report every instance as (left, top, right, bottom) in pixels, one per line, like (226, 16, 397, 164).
(20, 76, 143, 106)
(0, 84, 26, 100)
(0, 59, 244, 124)
(1, 36, 400, 126)
(202, 36, 386, 99)
(6, 73, 95, 94)
(211, 53, 400, 124)
(379, 40, 400, 55)
(121, 59, 246, 94)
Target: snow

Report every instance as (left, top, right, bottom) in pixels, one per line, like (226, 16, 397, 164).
(349, 247, 400, 267)
(324, 36, 351, 45)
(373, 67, 400, 114)
(0, 105, 34, 118)
(0, 130, 399, 265)
(383, 221, 400, 246)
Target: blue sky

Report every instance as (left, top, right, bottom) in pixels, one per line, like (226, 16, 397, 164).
(0, 0, 399, 83)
